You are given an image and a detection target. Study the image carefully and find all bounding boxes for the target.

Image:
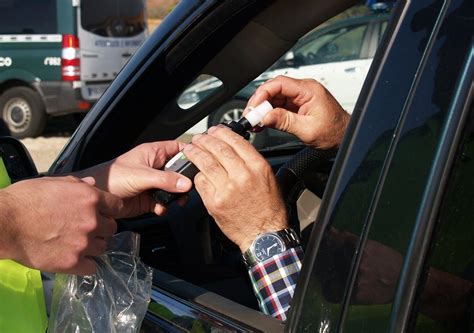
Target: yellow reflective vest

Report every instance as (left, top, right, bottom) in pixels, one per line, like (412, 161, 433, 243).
(0, 157, 47, 332)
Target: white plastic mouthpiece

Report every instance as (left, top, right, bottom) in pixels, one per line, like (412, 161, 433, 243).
(244, 100, 273, 127)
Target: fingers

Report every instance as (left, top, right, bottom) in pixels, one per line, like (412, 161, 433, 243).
(147, 140, 187, 168)
(94, 216, 117, 240)
(247, 76, 309, 110)
(182, 140, 229, 189)
(73, 257, 97, 276)
(190, 132, 248, 175)
(205, 126, 264, 169)
(262, 106, 313, 141)
(81, 176, 96, 186)
(131, 166, 193, 194)
(193, 172, 216, 210)
(86, 237, 108, 257)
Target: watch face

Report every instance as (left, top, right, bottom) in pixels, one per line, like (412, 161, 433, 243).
(254, 234, 285, 261)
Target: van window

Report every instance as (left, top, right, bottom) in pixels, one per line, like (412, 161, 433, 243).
(80, 0, 146, 37)
(0, 0, 56, 34)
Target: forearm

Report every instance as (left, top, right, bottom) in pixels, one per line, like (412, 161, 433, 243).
(70, 161, 110, 190)
(247, 246, 304, 321)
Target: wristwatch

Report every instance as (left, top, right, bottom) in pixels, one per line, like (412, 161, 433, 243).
(242, 228, 300, 267)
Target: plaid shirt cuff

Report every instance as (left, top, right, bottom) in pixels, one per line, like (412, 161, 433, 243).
(248, 246, 304, 321)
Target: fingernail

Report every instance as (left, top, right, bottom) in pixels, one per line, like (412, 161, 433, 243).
(183, 144, 193, 151)
(177, 178, 191, 190)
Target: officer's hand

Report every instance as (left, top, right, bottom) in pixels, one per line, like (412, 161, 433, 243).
(78, 141, 192, 218)
(246, 75, 350, 149)
(0, 176, 123, 275)
(183, 126, 288, 252)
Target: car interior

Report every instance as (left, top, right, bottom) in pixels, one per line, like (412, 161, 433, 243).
(51, 0, 395, 321)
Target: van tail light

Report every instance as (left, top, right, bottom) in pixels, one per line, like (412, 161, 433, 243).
(61, 34, 80, 81)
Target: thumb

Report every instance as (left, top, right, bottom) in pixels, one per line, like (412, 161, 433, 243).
(262, 107, 307, 138)
(130, 167, 192, 194)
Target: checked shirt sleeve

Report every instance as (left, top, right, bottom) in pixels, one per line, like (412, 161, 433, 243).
(247, 246, 304, 321)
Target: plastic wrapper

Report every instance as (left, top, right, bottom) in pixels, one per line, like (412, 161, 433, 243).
(48, 232, 153, 333)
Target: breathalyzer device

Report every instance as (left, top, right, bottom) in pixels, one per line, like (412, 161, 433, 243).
(150, 101, 273, 205)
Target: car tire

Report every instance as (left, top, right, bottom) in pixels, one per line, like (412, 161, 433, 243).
(0, 87, 47, 138)
(208, 100, 268, 149)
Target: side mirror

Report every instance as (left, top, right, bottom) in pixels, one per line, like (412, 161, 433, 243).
(283, 50, 295, 62)
(0, 136, 38, 185)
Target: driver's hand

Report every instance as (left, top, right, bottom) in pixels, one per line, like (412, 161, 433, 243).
(75, 141, 192, 218)
(183, 126, 288, 252)
(246, 75, 350, 149)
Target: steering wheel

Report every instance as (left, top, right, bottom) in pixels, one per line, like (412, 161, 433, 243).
(276, 147, 337, 245)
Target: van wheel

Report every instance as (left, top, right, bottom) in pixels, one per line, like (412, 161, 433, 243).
(0, 87, 47, 138)
(208, 100, 269, 149)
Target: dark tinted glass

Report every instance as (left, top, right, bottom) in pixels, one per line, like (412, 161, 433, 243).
(0, 0, 56, 34)
(411, 107, 474, 332)
(292, 1, 458, 331)
(81, 0, 146, 37)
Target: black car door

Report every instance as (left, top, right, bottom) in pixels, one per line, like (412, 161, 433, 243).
(287, 0, 473, 331)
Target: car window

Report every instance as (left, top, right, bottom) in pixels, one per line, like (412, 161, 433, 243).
(181, 12, 382, 152)
(410, 106, 474, 332)
(294, 24, 368, 65)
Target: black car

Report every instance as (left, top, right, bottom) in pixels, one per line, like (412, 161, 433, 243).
(5, 0, 473, 331)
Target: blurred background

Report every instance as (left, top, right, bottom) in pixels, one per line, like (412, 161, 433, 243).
(19, 0, 179, 172)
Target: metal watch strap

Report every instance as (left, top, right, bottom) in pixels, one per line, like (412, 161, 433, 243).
(243, 228, 300, 267)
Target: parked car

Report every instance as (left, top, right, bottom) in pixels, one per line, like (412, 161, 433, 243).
(182, 13, 389, 149)
(2, 0, 472, 331)
(0, 0, 147, 138)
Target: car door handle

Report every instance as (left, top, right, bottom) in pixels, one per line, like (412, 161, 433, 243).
(122, 52, 132, 58)
(344, 67, 360, 73)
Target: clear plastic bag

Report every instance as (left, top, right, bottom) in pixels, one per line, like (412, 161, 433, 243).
(48, 232, 153, 333)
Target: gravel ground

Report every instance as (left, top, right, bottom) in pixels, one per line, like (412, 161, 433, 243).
(21, 136, 70, 173)
(19, 115, 194, 173)
(20, 115, 78, 173)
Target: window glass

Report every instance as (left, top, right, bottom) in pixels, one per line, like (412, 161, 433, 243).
(294, 24, 368, 65)
(183, 11, 389, 152)
(80, 0, 146, 37)
(0, 0, 56, 34)
(411, 108, 474, 332)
